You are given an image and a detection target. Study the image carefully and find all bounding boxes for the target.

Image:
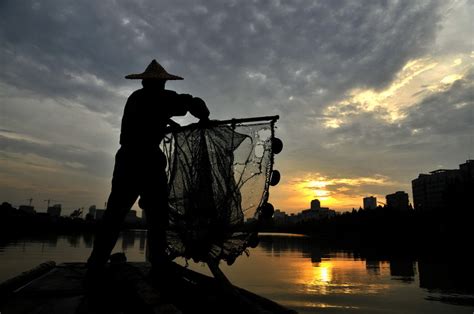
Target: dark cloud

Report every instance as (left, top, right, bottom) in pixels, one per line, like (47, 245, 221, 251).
(325, 72, 474, 148)
(0, 134, 113, 177)
(404, 73, 474, 136)
(293, 70, 474, 188)
(0, 0, 444, 117)
(1, 0, 470, 210)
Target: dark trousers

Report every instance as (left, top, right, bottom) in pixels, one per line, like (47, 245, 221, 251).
(87, 146, 169, 268)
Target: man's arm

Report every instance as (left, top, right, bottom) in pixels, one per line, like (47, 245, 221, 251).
(168, 91, 210, 120)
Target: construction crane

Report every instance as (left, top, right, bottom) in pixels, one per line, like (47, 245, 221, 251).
(43, 199, 62, 210)
(70, 208, 83, 219)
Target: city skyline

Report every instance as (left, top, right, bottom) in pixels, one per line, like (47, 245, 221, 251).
(1, 1, 473, 213)
(0, 159, 470, 217)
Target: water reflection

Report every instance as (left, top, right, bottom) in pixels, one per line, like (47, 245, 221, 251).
(66, 234, 80, 247)
(0, 230, 148, 282)
(122, 230, 136, 250)
(390, 259, 416, 283)
(306, 261, 333, 294)
(0, 232, 473, 312)
(256, 233, 474, 309)
(365, 260, 381, 275)
(420, 259, 471, 290)
(83, 232, 94, 248)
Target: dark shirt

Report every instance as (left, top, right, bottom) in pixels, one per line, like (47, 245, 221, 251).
(119, 88, 208, 148)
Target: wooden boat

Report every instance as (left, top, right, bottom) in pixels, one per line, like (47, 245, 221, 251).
(0, 260, 297, 314)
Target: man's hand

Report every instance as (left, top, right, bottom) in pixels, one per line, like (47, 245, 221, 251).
(198, 115, 211, 127)
(189, 97, 210, 120)
(168, 119, 180, 128)
(166, 119, 181, 132)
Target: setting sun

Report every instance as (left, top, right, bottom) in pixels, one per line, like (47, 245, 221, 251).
(270, 172, 396, 212)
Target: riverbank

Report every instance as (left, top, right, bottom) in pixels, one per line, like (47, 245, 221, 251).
(2, 202, 472, 256)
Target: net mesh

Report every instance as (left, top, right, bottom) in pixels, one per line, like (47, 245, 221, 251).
(160, 119, 275, 263)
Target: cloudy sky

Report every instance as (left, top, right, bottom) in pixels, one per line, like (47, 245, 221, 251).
(1, 0, 473, 215)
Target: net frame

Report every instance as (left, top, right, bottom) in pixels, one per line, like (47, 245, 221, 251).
(160, 115, 279, 264)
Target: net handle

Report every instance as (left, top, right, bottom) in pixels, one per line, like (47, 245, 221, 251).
(216, 115, 279, 125)
(167, 115, 279, 133)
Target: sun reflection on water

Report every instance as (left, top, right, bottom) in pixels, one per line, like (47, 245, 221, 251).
(293, 257, 391, 296)
(303, 261, 333, 294)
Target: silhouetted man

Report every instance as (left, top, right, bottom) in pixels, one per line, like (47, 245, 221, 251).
(87, 60, 209, 279)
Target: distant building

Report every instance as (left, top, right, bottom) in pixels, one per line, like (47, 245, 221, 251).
(19, 205, 35, 214)
(301, 208, 318, 221)
(273, 209, 287, 224)
(88, 205, 96, 218)
(310, 199, 321, 210)
(125, 210, 139, 224)
(363, 196, 377, 210)
(95, 209, 106, 220)
(412, 160, 474, 211)
(459, 160, 474, 178)
(386, 191, 410, 211)
(300, 199, 336, 221)
(321, 207, 336, 219)
(1, 202, 17, 216)
(47, 204, 62, 217)
(288, 213, 299, 224)
(412, 170, 460, 211)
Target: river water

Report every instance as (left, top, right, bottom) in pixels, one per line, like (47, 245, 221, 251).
(0, 231, 473, 313)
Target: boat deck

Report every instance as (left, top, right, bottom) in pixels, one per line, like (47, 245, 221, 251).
(0, 261, 296, 314)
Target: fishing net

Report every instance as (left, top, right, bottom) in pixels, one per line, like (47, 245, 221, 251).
(160, 117, 278, 264)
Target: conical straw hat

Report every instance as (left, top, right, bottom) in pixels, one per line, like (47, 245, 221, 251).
(125, 59, 183, 80)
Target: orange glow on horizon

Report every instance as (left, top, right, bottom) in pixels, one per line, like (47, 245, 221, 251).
(269, 172, 399, 213)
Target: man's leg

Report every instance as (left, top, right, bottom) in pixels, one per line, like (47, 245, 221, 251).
(87, 188, 138, 269)
(139, 166, 170, 269)
(141, 203, 169, 268)
(87, 150, 139, 270)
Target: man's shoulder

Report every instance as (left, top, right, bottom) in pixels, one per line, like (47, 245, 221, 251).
(163, 89, 179, 97)
(129, 88, 145, 98)
(127, 88, 187, 101)
(164, 89, 193, 101)
(125, 89, 145, 103)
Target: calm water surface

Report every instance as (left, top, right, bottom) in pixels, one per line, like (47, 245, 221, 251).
(1, 231, 473, 313)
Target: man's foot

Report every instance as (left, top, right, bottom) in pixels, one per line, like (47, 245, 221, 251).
(109, 252, 127, 264)
(147, 262, 180, 291)
(82, 265, 109, 292)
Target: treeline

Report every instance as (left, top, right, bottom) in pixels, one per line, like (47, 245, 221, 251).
(0, 202, 144, 236)
(261, 206, 473, 250)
